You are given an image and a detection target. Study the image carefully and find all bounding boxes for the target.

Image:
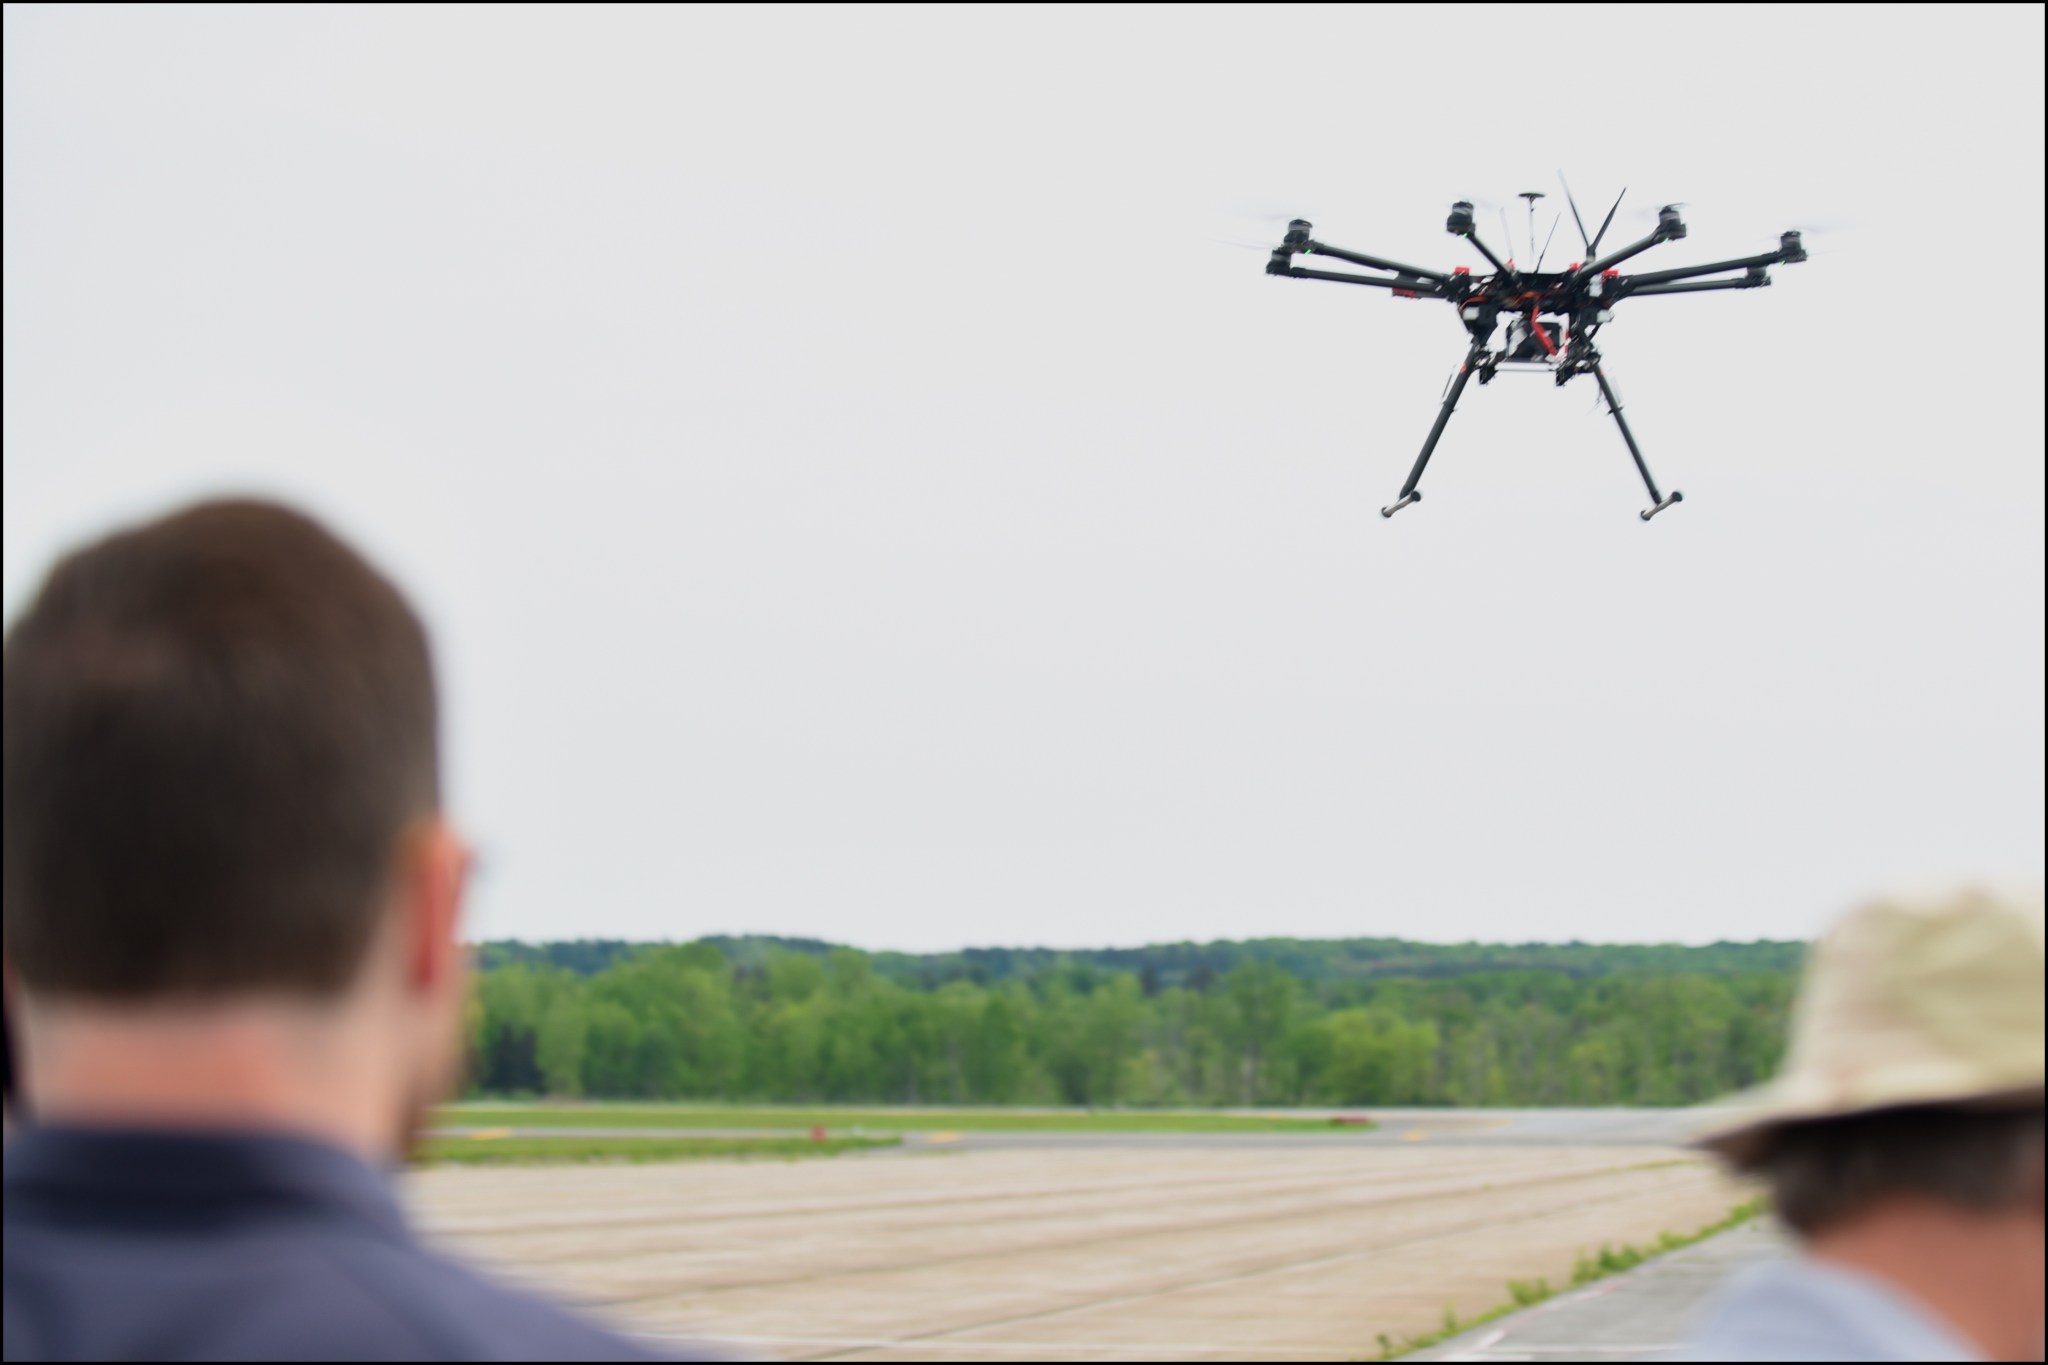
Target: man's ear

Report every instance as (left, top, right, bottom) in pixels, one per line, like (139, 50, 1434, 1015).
(396, 817, 470, 996)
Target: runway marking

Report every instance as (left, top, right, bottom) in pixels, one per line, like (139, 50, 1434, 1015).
(927, 1131, 961, 1144)
(467, 1128, 513, 1140)
(1402, 1129, 1430, 1141)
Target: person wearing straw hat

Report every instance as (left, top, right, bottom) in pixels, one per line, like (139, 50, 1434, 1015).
(1672, 887, 2044, 1362)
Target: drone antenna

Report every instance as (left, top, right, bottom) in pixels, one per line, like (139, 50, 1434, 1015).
(1518, 192, 1545, 270)
(1534, 213, 1560, 273)
(1558, 171, 1592, 251)
(1588, 186, 1627, 255)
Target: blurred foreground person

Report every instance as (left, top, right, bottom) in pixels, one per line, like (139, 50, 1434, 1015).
(1674, 888, 2045, 1363)
(2, 500, 675, 1361)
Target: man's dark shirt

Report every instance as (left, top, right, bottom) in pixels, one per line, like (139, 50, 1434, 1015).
(3, 1126, 681, 1361)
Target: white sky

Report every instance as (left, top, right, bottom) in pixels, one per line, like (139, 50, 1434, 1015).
(5, 4, 2043, 953)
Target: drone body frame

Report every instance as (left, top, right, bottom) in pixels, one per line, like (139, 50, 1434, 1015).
(1266, 183, 1807, 520)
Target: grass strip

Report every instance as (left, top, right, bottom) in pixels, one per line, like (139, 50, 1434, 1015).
(413, 1134, 900, 1166)
(1363, 1197, 1769, 1361)
(434, 1104, 1359, 1135)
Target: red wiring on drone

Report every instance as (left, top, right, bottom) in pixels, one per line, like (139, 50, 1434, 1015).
(1530, 302, 1560, 357)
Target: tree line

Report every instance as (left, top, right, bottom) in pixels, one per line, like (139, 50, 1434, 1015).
(466, 937, 1798, 1108)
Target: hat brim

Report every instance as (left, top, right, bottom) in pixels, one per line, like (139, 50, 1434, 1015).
(1692, 1079, 2047, 1167)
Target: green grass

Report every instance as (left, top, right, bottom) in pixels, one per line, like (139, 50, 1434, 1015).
(1362, 1197, 1769, 1361)
(435, 1102, 1363, 1135)
(414, 1133, 900, 1166)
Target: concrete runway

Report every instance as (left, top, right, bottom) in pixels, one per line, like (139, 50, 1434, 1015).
(429, 1106, 1718, 1152)
(1410, 1218, 1786, 1362)
(407, 1109, 1754, 1362)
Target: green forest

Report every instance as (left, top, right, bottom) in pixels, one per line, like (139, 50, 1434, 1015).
(466, 935, 1802, 1108)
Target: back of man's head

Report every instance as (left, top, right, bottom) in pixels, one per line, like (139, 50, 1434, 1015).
(1690, 888, 2045, 1362)
(1744, 1104, 2045, 1236)
(1, 504, 669, 1362)
(3, 499, 439, 1003)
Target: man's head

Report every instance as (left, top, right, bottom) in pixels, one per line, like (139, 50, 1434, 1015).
(2, 499, 470, 1157)
(1697, 887, 2045, 1359)
(1740, 1103, 2045, 1237)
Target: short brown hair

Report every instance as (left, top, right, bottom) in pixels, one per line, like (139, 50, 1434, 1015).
(1746, 1104, 2046, 1235)
(3, 500, 438, 999)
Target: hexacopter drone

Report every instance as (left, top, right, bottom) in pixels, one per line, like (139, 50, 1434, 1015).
(1266, 177, 1807, 520)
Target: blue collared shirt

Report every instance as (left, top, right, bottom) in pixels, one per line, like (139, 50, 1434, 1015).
(3, 1126, 691, 1361)
(1666, 1254, 1984, 1362)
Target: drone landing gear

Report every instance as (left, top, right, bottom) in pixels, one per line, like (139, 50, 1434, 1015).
(1591, 363, 1683, 522)
(1382, 340, 1488, 517)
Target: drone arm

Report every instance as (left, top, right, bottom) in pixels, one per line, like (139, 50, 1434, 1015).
(1625, 274, 1770, 297)
(1573, 229, 1667, 280)
(1624, 247, 1797, 289)
(1269, 261, 1447, 296)
(1303, 240, 1451, 282)
(1458, 231, 1511, 275)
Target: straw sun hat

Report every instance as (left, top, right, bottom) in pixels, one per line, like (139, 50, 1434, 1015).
(1696, 886, 2045, 1165)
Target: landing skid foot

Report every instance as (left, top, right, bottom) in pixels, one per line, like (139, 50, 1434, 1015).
(1640, 490, 1684, 522)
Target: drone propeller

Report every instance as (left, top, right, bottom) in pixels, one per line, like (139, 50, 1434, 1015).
(1775, 213, 1852, 237)
(1216, 203, 1320, 238)
(1780, 222, 1855, 258)
(1617, 200, 1690, 224)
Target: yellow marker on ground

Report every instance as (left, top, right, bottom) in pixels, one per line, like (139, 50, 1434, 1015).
(927, 1131, 961, 1144)
(1402, 1129, 1430, 1142)
(468, 1129, 513, 1141)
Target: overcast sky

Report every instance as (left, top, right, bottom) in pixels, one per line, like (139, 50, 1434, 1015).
(5, 4, 2042, 953)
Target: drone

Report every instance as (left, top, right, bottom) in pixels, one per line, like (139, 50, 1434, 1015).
(1265, 177, 1807, 520)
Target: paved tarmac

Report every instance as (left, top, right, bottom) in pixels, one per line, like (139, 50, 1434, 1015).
(409, 1108, 1757, 1361)
(430, 1107, 1721, 1153)
(1408, 1217, 1785, 1361)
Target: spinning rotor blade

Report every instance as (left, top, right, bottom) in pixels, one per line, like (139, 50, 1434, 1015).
(1588, 186, 1627, 254)
(1557, 171, 1592, 251)
(1776, 213, 1853, 236)
(1215, 209, 1320, 252)
(1217, 203, 1319, 233)
(1621, 200, 1690, 224)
